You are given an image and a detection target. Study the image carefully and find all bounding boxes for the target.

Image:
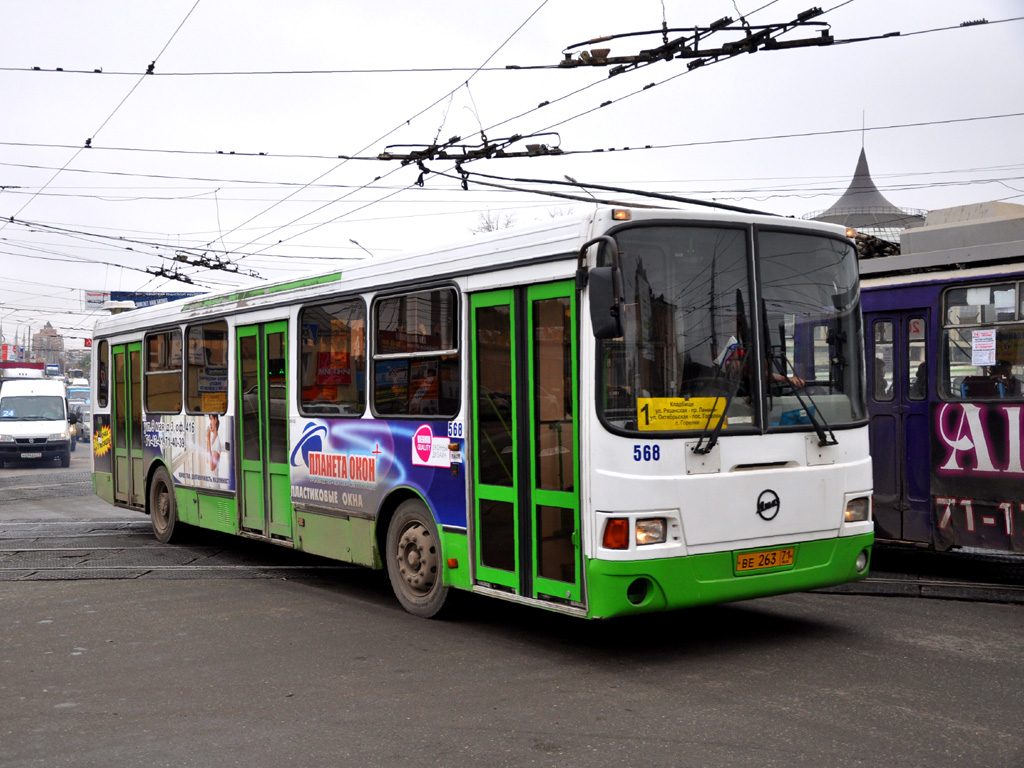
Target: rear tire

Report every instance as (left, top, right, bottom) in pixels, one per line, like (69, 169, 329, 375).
(385, 499, 449, 618)
(149, 466, 178, 543)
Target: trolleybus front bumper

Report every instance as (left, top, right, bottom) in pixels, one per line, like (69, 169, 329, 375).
(585, 532, 874, 619)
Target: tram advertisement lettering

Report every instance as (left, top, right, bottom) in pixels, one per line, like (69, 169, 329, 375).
(931, 402, 1024, 551)
(289, 419, 466, 527)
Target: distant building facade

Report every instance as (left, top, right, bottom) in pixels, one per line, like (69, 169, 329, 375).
(32, 322, 66, 369)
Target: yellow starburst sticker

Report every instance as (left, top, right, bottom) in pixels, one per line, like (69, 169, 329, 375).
(94, 424, 112, 457)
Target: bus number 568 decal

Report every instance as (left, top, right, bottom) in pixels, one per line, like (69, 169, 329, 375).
(633, 445, 661, 462)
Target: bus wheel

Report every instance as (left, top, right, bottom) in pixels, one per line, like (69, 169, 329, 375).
(149, 466, 178, 544)
(386, 499, 448, 618)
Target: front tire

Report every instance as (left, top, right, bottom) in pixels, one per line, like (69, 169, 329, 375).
(385, 499, 449, 618)
(149, 466, 179, 543)
(59, 451, 71, 468)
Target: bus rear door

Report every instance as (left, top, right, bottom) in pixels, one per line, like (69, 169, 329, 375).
(470, 281, 582, 604)
(111, 342, 144, 508)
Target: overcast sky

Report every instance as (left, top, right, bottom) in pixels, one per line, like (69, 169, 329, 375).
(1, 0, 1021, 351)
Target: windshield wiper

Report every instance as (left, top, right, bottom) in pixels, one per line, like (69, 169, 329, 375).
(771, 320, 837, 447)
(693, 289, 749, 455)
(691, 344, 748, 455)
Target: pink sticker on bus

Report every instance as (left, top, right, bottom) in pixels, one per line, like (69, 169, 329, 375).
(411, 424, 450, 468)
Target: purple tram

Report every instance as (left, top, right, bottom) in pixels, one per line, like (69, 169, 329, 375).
(860, 202, 1024, 553)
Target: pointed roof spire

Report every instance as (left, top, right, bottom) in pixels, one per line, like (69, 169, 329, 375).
(817, 148, 900, 219)
(806, 148, 925, 239)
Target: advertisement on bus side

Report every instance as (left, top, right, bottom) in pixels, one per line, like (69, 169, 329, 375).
(142, 413, 235, 492)
(289, 418, 466, 528)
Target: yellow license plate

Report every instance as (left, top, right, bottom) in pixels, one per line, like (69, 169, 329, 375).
(736, 547, 795, 572)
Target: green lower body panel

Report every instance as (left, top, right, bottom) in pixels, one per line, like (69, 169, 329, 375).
(92, 472, 114, 505)
(174, 487, 200, 526)
(295, 513, 377, 568)
(197, 494, 239, 534)
(439, 530, 471, 591)
(585, 533, 874, 619)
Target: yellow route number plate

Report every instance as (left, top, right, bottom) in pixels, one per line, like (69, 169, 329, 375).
(736, 547, 795, 573)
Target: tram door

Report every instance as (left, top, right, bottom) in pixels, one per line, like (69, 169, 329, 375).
(236, 322, 292, 540)
(470, 281, 582, 604)
(111, 342, 144, 508)
(866, 311, 931, 542)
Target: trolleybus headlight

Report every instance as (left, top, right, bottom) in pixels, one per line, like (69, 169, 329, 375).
(844, 496, 871, 523)
(635, 518, 667, 545)
(602, 518, 630, 550)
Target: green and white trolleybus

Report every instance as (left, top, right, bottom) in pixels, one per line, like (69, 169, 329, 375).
(89, 206, 873, 618)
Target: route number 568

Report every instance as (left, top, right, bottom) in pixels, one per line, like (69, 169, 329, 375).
(633, 445, 661, 462)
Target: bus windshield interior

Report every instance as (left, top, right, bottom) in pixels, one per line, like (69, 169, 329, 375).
(598, 224, 866, 434)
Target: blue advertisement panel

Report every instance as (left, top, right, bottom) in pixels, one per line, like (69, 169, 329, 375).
(143, 413, 235, 492)
(289, 417, 467, 529)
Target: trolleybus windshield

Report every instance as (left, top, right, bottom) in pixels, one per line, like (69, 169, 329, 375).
(598, 224, 865, 434)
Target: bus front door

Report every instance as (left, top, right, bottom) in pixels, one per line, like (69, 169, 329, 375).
(867, 311, 931, 542)
(470, 281, 582, 605)
(111, 342, 144, 508)
(236, 322, 292, 540)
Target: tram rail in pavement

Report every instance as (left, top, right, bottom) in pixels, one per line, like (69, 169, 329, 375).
(2, 468, 1021, 602)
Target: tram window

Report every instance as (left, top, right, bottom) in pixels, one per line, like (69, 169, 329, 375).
(908, 317, 927, 400)
(872, 320, 894, 401)
(942, 283, 1024, 400)
(145, 329, 183, 413)
(299, 299, 366, 416)
(96, 340, 109, 408)
(185, 321, 228, 414)
(945, 283, 1018, 324)
(373, 288, 459, 416)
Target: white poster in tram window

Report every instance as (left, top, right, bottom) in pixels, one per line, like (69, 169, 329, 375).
(972, 328, 997, 366)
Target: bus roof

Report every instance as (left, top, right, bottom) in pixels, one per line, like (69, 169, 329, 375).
(93, 205, 850, 336)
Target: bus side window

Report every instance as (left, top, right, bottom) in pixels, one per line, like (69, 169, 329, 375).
(372, 288, 459, 417)
(185, 321, 228, 414)
(908, 317, 926, 400)
(97, 340, 109, 408)
(145, 329, 183, 413)
(299, 299, 367, 416)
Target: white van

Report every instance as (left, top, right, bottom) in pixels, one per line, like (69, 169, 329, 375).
(0, 379, 78, 468)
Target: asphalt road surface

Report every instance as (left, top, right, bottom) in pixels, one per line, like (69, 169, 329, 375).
(1, 459, 1022, 767)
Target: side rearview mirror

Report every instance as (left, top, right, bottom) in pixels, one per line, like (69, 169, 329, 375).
(589, 267, 622, 339)
(577, 235, 622, 340)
